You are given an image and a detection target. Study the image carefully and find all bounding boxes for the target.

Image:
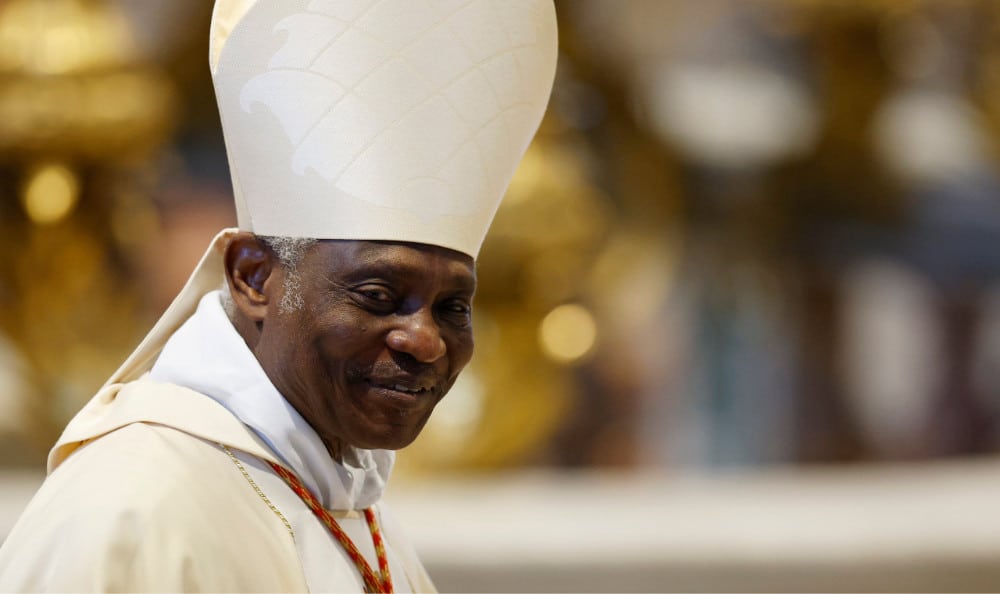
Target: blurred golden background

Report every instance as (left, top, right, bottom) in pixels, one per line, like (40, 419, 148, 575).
(2, 0, 1000, 591)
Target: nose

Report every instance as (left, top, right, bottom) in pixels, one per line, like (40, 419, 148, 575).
(385, 311, 447, 363)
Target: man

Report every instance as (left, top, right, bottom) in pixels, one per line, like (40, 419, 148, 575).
(0, 1, 557, 591)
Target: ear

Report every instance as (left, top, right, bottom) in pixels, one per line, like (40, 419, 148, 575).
(224, 232, 278, 323)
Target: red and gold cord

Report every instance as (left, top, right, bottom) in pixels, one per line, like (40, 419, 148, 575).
(268, 461, 394, 593)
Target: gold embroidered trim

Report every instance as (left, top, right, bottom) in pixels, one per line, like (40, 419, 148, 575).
(221, 444, 295, 541)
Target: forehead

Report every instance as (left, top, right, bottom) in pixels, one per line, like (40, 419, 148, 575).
(305, 240, 476, 287)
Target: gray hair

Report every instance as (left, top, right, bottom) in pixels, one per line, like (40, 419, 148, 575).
(222, 235, 317, 317)
(259, 235, 317, 313)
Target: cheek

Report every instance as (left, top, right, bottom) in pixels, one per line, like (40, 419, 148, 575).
(448, 332, 475, 373)
(313, 316, 387, 374)
(310, 305, 374, 341)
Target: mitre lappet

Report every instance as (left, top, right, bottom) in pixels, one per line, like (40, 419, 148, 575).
(108, 0, 558, 385)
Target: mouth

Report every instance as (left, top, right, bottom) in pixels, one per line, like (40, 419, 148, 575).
(364, 378, 437, 401)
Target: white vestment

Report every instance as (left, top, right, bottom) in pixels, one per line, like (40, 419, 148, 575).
(0, 292, 435, 592)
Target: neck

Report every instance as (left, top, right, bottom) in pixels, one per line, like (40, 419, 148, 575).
(323, 436, 346, 464)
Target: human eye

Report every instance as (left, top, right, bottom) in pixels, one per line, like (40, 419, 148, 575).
(439, 298, 472, 326)
(353, 284, 397, 312)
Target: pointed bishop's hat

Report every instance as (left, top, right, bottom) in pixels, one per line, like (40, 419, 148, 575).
(104, 0, 558, 385)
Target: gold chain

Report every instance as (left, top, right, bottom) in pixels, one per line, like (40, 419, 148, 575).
(221, 444, 295, 540)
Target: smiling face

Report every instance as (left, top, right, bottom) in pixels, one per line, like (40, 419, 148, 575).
(225, 235, 476, 459)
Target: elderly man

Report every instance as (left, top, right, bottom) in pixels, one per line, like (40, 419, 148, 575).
(0, 1, 556, 591)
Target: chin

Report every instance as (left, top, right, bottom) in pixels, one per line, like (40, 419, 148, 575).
(334, 419, 421, 452)
(356, 430, 421, 451)
(362, 408, 434, 450)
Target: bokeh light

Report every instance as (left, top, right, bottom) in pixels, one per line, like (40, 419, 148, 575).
(538, 303, 598, 364)
(20, 162, 79, 224)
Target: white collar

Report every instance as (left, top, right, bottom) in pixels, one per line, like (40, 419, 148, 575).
(149, 291, 394, 511)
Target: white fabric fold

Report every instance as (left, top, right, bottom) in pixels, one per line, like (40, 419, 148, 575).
(149, 290, 393, 511)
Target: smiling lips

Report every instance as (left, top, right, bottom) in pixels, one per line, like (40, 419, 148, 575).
(366, 378, 436, 397)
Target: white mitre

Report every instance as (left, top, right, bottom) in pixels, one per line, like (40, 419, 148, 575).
(213, 0, 558, 258)
(104, 0, 558, 385)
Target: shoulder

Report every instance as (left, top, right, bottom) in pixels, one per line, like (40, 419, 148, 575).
(50, 376, 281, 472)
(0, 423, 307, 592)
(44, 421, 239, 518)
(57, 421, 234, 496)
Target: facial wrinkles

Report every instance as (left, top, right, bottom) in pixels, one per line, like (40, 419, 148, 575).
(310, 304, 439, 413)
(277, 288, 351, 429)
(288, 332, 334, 419)
(341, 306, 455, 407)
(355, 358, 444, 393)
(320, 261, 462, 370)
(269, 240, 475, 454)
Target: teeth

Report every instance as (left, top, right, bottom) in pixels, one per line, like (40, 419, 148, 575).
(369, 380, 430, 394)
